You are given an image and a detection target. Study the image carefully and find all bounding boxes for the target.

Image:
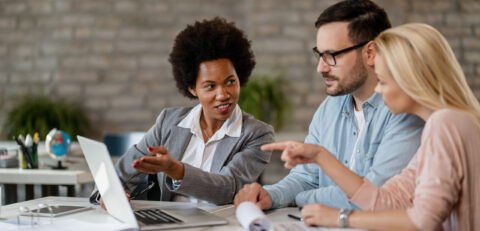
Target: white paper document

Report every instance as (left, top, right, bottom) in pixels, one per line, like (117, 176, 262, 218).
(236, 202, 273, 231)
(235, 202, 365, 231)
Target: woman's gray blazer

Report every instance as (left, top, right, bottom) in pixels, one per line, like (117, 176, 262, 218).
(115, 106, 274, 205)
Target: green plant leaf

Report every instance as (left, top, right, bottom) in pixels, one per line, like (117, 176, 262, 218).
(239, 74, 291, 131)
(2, 96, 91, 141)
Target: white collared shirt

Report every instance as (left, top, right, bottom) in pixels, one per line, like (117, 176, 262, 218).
(350, 108, 366, 170)
(174, 104, 242, 202)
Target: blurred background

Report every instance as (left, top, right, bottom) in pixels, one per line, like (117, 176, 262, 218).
(0, 0, 479, 185)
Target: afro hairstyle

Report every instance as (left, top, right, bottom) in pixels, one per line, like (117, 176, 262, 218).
(169, 17, 256, 99)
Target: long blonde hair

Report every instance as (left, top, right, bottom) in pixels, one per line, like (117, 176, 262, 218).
(375, 23, 480, 123)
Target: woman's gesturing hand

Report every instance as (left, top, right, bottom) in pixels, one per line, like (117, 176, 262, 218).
(132, 146, 184, 179)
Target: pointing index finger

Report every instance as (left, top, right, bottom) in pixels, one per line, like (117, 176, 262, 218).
(261, 141, 290, 151)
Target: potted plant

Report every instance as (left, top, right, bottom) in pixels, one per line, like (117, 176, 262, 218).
(2, 95, 91, 141)
(239, 74, 291, 131)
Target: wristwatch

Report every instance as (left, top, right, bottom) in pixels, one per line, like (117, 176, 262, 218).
(339, 208, 353, 228)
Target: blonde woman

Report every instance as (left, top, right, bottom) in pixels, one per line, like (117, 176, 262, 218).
(262, 23, 480, 231)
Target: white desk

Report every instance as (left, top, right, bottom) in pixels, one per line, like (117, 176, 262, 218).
(0, 142, 94, 204)
(0, 163, 93, 204)
(0, 197, 360, 231)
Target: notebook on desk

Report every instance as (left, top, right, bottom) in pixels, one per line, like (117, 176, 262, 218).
(77, 136, 228, 230)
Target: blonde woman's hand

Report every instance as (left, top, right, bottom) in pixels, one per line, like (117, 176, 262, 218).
(301, 204, 340, 227)
(261, 141, 325, 169)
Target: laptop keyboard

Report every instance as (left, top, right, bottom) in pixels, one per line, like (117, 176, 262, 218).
(135, 209, 183, 225)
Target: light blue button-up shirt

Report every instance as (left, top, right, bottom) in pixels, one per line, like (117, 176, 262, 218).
(264, 92, 424, 209)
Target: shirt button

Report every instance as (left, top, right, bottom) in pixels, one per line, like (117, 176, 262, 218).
(353, 131, 357, 136)
(357, 149, 360, 153)
(344, 160, 348, 164)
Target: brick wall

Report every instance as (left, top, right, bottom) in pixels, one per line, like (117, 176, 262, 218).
(1, 0, 479, 137)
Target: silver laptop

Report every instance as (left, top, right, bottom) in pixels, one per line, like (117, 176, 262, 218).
(77, 136, 228, 230)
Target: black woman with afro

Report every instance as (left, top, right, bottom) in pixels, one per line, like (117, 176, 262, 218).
(112, 17, 274, 204)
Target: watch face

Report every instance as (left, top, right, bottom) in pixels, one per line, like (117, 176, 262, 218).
(339, 209, 352, 228)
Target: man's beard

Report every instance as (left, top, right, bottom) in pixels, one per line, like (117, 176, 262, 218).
(323, 59, 368, 96)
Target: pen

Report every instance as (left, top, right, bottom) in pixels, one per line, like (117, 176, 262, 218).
(32, 132, 40, 168)
(119, 144, 156, 198)
(14, 136, 33, 169)
(287, 214, 303, 221)
(129, 181, 156, 199)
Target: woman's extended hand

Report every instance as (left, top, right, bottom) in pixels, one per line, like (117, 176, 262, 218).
(132, 146, 184, 179)
(261, 141, 327, 168)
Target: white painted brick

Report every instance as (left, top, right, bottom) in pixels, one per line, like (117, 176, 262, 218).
(18, 18, 35, 29)
(42, 43, 90, 55)
(446, 13, 480, 25)
(35, 57, 58, 70)
(9, 46, 33, 57)
(92, 29, 116, 39)
(463, 37, 480, 50)
(11, 59, 33, 71)
(139, 55, 169, 68)
(53, 1, 71, 12)
(412, 1, 454, 12)
(3, 85, 31, 96)
(146, 97, 168, 109)
(253, 39, 303, 53)
(3, 2, 27, 14)
(136, 71, 160, 82)
(73, 2, 112, 13)
(116, 41, 169, 53)
(105, 109, 151, 123)
(55, 71, 98, 83)
(114, 0, 138, 12)
(74, 27, 92, 39)
(92, 42, 115, 54)
(111, 96, 144, 108)
(85, 98, 109, 110)
(0, 18, 16, 29)
(30, 2, 53, 14)
(85, 84, 125, 96)
(141, 2, 168, 13)
(253, 25, 281, 37)
(0, 73, 8, 83)
(10, 72, 51, 84)
(465, 51, 480, 64)
(112, 57, 137, 69)
(56, 84, 83, 97)
(407, 13, 444, 24)
(102, 71, 132, 83)
(460, 1, 480, 12)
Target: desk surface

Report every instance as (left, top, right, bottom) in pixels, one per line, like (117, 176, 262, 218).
(0, 156, 93, 185)
(0, 168, 92, 185)
(0, 141, 92, 185)
(0, 197, 362, 231)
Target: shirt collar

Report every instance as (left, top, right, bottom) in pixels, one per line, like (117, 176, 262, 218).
(177, 104, 242, 140)
(343, 92, 382, 115)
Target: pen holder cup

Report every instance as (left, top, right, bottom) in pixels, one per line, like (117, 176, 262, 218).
(18, 147, 38, 169)
(0, 148, 19, 168)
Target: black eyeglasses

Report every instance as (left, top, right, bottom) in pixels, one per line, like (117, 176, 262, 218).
(312, 41, 369, 66)
(120, 144, 156, 200)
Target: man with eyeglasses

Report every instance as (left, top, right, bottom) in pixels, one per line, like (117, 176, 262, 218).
(234, 0, 424, 212)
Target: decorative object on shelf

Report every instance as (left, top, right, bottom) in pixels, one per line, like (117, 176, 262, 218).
(45, 128, 71, 169)
(2, 95, 91, 141)
(239, 74, 291, 131)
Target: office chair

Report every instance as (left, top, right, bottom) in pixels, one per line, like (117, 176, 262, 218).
(102, 132, 145, 156)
